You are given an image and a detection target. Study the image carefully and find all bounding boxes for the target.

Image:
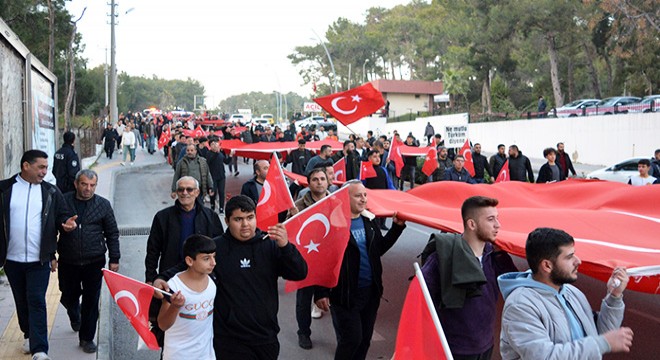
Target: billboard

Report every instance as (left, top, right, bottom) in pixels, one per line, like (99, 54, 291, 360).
(31, 69, 57, 183)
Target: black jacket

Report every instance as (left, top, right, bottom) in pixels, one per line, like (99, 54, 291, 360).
(206, 150, 232, 182)
(240, 177, 262, 205)
(53, 143, 81, 194)
(332, 151, 361, 180)
(317, 216, 405, 308)
(556, 151, 576, 177)
(508, 152, 534, 182)
(144, 201, 223, 282)
(58, 193, 120, 265)
(0, 175, 73, 265)
(472, 153, 492, 179)
(536, 163, 566, 183)
(489, 153, 507, 178)
(285, 148, 314, 175)
(160, 229, 307, 346)
(101, 128, 118, 147)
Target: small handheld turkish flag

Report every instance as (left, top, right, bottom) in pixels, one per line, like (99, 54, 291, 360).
(284, 186, 351, 292)
(256, 153, 295, 230)
(495, 160, 510, 183)
(193, 125, 207, 139)
(387, 137, 405, 177)
(157, 127, 171, 149)
(360, 161, 378, 180)
(393, 263, 453, 360)
(421, 147, 439, 177)
(460, 139, 475, 177)
(102, 269, 160, 350)
(334, 157, 347, 182)
(314, 83, 385, 126)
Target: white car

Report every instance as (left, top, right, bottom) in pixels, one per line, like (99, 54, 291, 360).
(586, 157, 645, 183)
(228, 114, 245, 123)
(250, 118, 270, 128)
(554, 99, 600, 117)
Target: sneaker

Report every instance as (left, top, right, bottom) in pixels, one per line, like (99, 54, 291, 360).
(234, 171, 239, 177)
(298, 334, 312, 350)
(311, 304, 323, 319)
(79, 340, 97, 353)
(22, 338, 30, 354)
(31, 352, 50, 360)
(120, 162, 125, 166)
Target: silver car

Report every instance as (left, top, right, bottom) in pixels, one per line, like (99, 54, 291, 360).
(586, 157, 645, 183)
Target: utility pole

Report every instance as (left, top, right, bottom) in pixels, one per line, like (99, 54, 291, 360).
(104, 48, 109, 108)
(108, 0, 118, 124)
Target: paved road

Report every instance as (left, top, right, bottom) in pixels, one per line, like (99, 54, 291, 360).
(109, 159, 658, 359)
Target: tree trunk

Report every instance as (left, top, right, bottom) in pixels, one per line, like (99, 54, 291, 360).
(582, 41, 602, 99)
(47, 0, 55, 70)
(603, 53, 613, 96)
(64, 24, 77, 129)
(567, 56, 575, 102)
(546, 33, 564, 108)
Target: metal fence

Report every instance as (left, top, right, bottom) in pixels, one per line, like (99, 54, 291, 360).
(69, 124, 103, 158)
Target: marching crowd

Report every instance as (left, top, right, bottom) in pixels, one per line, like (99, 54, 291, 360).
(0, 112, 651, 360)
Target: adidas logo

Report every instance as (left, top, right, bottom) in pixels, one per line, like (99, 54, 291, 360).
(240, 258, 251, 268)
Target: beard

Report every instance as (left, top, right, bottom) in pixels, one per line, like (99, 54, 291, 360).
(550, 265, 578, 286)
(475, 226, 496, 243)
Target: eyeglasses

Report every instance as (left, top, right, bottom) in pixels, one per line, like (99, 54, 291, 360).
(176, 187, 196, 194)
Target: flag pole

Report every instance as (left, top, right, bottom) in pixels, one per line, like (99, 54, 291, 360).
(413, 262, 454, 360)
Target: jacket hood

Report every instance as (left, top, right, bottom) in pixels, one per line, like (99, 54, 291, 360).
(497, 270, 561, 300)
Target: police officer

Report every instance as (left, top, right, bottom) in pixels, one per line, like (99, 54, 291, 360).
(53, 131, 81, 194)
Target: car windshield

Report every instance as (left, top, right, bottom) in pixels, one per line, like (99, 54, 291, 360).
(564, 100, 584, 107)
(597, 98, 617, 106)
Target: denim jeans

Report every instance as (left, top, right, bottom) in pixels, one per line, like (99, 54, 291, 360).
(58, 260, 105, 342)
(147, 136, 156, 153)
(4, 260, 51, 354)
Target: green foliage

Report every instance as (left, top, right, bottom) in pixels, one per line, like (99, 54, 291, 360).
(219, 92, 309, 119)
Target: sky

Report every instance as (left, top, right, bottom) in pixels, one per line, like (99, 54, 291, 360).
(65, 0, 411, 109)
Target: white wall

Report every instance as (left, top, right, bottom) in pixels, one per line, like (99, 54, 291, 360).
(386, 93, 430, 120)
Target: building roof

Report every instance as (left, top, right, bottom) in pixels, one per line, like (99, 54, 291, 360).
(371, 79, 443, 95)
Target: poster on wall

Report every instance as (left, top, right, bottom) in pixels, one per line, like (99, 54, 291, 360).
(441, 114, 469, 147)
(31, 69, 57, 184)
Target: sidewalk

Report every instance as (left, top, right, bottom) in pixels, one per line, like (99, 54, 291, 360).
(0, 145, 167, 360)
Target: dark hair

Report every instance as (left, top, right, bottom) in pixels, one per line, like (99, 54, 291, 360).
(21, 150, 48, 165)
(461, 196, 498, 226)
(199, 137, 208, 143)
(543, 147, 556, 158)
(557, 142, 564, 147)
(509, 145, 519, 152)
(183, 234, 216, 260)
(526, 227, 574, 274)
(498, 144, 505, 149)
(379, 135, 387, 141)
(225, 195, 256, 217)
(372, 140, 383, 149)
(367, 130, 373, 135)
(454, 154, 465, 161)
(343, 140, 353, 147)
(307, 167, 327, 183)
(298, 139, 306, 145)
(655, 149, 660, 155)
(474, 143, 481, 147)
(63, 131, 75, 144)
(638, 159, 651, 167)
(320, 145, 332, 153)
(367, 149, 379, 158)
(435, 134, 442, 139)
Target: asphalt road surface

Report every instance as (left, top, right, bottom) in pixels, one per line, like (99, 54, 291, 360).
(109, 160, 658, 359)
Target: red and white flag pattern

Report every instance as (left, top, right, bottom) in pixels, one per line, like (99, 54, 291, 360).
(421, 147, 439, 176)
(394, 263, 453, 360)
(102, 269, 160, 350)
(256, 153, 295, 229)
(333, 157, 347, 182)
(387, 137, 405, 177)
(314, 83, 385, 126)
(495, 160, 510, 183)
(284, 187, 351, 292)
(460, 139, 475, 177)
(360, 161, 378, 180)
(157, 126, 171, 149)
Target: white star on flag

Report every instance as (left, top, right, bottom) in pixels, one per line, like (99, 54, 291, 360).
(351, 94, 362, 102)
(304, 240, 320, 253)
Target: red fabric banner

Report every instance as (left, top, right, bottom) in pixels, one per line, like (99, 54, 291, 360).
(460, 139, 475, 176)
(495, 160, 510, 183)
(102, 269, 160, 350)
(284, 187, 351, 292)
(364, 180, 660, 294)
(256, 153, 295, 229)
(313, 83, 385, 126)
(360, 161, 378, 180)
(387, 137, 405, 177)
(334, 157, 347, 182)
(219, 139, 342, 160)
(421, 147, 439, 176)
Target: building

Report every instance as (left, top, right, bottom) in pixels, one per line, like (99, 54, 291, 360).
(371, 79, 443, 121)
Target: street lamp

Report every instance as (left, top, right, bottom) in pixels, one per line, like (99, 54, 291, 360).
(311, 30, 337, 93)
(362, 59, 370, 83)
(194, 95, 205, 110)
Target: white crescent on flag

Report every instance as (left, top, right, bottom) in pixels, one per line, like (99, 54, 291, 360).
(257, 180, 271, 206)
(114, 290, 140, 317)
(296, 213, 331, 253)
(331, 97, 358, 115)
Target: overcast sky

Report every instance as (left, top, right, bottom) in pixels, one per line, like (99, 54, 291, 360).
(65, 0, 410, 108)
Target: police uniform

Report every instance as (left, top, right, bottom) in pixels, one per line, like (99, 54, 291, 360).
(53, 143, 81, 194)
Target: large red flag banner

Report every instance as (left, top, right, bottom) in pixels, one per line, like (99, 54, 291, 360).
(459, 139, 475, 176)
(364, 180, 660, 294)
(284, 186, 352, 292)
(256, 153, 295, 229)
(394, 263, 453, 360)
(313, 83, 385, 126)
(219, 139, 343, 160)
(102, 269, 160, 350)
(495, 160, 510, 183)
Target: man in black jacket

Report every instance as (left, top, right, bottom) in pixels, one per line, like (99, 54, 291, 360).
(154, 195, 307, 359)
(0, 150, 77, 359)
(556, 142, 576, 178)
(100, 123, 118, 159)
(315, 182, 406, 360)
(508, 145, 535, 182)
(536, 147, 566, 183)
(57, 169, 119, 353)
(53, 131, 81, 194)
(472, 143, 493, 183)
(206, 139, 232, 213)
(332, 141, 361, 181)
(489, 144, 507, 178)
(145, 176, 223, 345)
(285, 139, 314, 175)
(241, 160, 269, 205)
(399, 135, 419, 190)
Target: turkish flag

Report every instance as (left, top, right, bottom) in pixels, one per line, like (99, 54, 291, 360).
(394, 264, 453, 360)
(284, 186, 351, 292)
(193, 125, 207, 138)
(256, 152, 295, 229)
(157, 127, 171, 149)
(314, 83, 385, 126)
(460, 139, 475, 177)
(495, 160, 510, 183)
(387, 137, 405, 177)
(421, 147, 439, 176)
(334, 157, 347, 182)
(102, 269, 160, 350)
(360, 161, 378, 180)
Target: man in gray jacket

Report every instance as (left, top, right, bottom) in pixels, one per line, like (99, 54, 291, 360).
(498, 227, 633, 359)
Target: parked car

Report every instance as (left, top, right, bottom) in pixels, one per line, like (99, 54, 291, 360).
(586, 96, 641, 115)
(294, 116, 337, 133)
(626, 95, 660, 113)
(228, 114, 245, 123)
(261, 114, 275, 124)
(554, 99, 600, 117)
(250, 117, 270, 129)
(586, 157, 645, 183)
